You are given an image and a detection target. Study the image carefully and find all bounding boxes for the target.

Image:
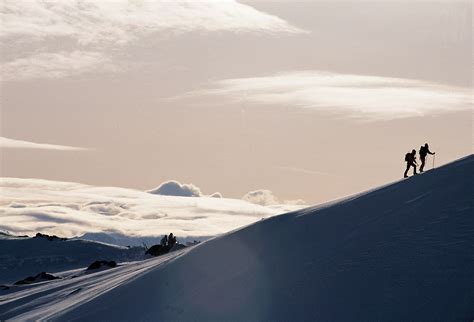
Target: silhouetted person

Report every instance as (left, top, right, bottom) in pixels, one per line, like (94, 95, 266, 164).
(419, 143, 435, 172)
(404, 149, 417, 178)
(160, 235, 168, 246)
(168, 233, 177, 248)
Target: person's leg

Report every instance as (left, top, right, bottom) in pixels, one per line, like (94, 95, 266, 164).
(413, 163, 417, 175)
(420, 157, 425, 172)
(404, 163, 410, 177)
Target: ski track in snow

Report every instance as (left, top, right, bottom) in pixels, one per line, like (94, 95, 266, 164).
(0, 249, 188, 321)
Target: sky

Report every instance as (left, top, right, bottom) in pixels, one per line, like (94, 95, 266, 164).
(0, 0, 472, 205)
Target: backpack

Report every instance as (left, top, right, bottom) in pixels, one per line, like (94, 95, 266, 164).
(405, 153, 410, 162)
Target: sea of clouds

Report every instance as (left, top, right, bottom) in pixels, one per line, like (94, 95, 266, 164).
(0, 178, 303, 242)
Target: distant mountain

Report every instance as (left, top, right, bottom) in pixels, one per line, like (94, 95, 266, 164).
(0, 235, 144, 285)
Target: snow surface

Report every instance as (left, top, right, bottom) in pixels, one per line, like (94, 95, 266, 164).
(0, 250, 187, 321)
(1, 155, 473, 321)
(0, 178, 302, 240)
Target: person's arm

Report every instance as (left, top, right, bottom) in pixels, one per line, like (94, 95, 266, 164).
(428, 148, 435, 155)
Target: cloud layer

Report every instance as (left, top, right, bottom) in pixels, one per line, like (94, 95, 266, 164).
(0, 137, 88, 151)
(1, 0, 305, 80)
(0, 178, 303, 239)
(185, 71, 472, 120)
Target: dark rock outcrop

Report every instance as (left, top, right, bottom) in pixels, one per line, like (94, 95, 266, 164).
(34, 233, 67, 241)
(14, 272, 61, 285)
(145, 244, 170, 257)
(86, 260, 117, 271)
(145, 243, 186, 257)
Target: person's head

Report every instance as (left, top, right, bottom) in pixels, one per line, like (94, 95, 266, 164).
(412, 149, 416, 154)
(425, 143, 429, 147)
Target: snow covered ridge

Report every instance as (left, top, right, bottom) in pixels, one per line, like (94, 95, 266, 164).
(1, 155, 472, 321)
(0, 178, 302, 240)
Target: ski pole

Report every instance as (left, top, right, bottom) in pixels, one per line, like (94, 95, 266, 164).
(432, 154, 435, 169)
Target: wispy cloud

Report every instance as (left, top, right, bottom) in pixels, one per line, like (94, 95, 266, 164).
(1, 0, 305, 45)
(243, 189, 306, 207)
(1, 0, 305, 80)
(1, 51, 114, 81)
(242, 189, 279, 206)
(183, 71, 472, 120)
(276, 166, 330, 176)
(0, 137, 88, 151)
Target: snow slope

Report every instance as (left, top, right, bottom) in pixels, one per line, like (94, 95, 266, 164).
(1, 155, 473, 321)
(0, 250, 187, 321)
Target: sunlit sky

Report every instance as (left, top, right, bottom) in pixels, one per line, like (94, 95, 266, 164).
(1, 0, 472, 204)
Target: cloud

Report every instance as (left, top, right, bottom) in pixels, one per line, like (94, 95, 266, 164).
(1, 0, 305, 44)
(276, 166, 330, 176)
(1, 51, 115, 81)
(0, 136, 88, 151)
(282, 199, 307, 206)
(1, 0, 305, 80)
(148, 182, 302, 207)
(184, 71, 472, 120)
(147, 180, 226, 198)
(148, 180, 203, 197)
(243, 189, 307, 207)
(242, 189, 280, 206)
(0, 177, 289, 239)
